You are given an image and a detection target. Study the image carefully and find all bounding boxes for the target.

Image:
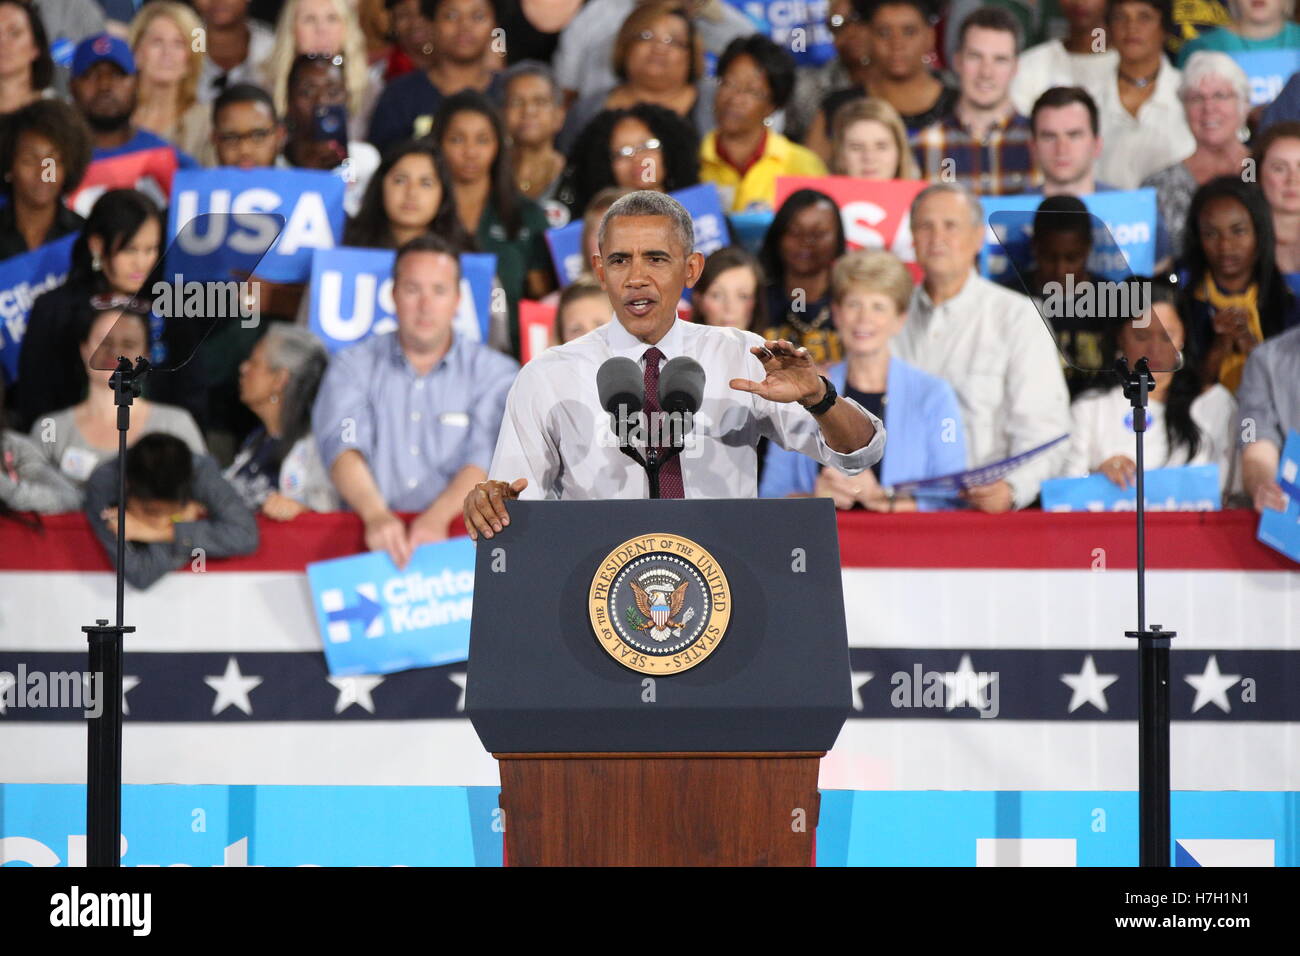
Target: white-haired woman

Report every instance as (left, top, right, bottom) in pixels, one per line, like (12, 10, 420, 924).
(1141, 51, 1252, 269)
(1177, 0, 1300, 64)
(261, 0, 381, 144)
(129, 1, 212, 162)
(226, 324, 338, 519)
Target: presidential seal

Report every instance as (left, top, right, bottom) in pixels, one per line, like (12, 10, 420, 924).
(588, 533, 732, 674)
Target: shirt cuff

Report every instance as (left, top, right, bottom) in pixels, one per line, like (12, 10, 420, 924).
(816, 398, 885, 476)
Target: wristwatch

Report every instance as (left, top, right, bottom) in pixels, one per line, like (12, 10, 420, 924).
(800, 375, 837, 416)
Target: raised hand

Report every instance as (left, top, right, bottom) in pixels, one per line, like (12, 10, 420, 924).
(729, 340, 825, 406)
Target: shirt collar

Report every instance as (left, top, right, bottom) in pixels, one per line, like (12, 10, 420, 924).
(388, 328, 463, 376)
(914, 268, 980, 314)
(603, 314, 686, 364)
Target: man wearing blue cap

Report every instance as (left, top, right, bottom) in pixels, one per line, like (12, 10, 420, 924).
(68, 32, 198, 216)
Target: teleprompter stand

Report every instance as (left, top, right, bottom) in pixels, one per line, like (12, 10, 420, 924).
(81, 355, 149, 867)
(1116, 356, 1177, 867)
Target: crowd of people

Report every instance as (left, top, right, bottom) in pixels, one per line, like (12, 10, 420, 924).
(1, 0, 1298, 587)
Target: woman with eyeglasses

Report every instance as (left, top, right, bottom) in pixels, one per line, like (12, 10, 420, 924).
(558, 103, 700, 219)
(759, 188, 847, 364)
(556, 1, 715, 156)
(700, 34, 827, 213)
(0, 0, 54, 115)
(263, 0, 380, 143)
(434, 90, 556, 358)
(1139, 51, 1251, 269)
(128, 1, 214, 164)
(32, 304, 206, 489)
(15, 190, 163, 433)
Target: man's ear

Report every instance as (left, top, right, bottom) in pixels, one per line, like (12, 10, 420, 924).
(683, 250, 705, 289)
(592, 253, 606, 286)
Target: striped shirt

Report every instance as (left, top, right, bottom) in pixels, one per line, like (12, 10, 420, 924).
(912, 111, 1036, 197)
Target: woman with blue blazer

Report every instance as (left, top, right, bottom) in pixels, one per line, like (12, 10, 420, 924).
(760, 249, 967, 511)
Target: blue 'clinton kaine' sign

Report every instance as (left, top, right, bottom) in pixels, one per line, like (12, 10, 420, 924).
(306, 537, 476, 677)
(0, 234, 76, 383)
(1041, 464, 1221, 512)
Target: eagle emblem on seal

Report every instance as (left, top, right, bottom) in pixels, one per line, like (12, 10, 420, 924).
(629, 577, 693, 642)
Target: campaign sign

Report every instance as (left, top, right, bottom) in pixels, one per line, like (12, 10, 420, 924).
(1257, 430, 1300, 564)
(68, 147, 181, 218)
(308, 245, 497, 353)
(519, 299, 556, 364)
(307, 537, 476, 676)
(167, 168, 345, 283)
(545, 183, 732, 287)
(892, 434, 1068, 495)
(775, 176, 926, 268)
(980, 189, 1157, 283)
(1233, 50, 1300, 106)
(1041, 464, 1221, 512)
(729, 0, 834, 67)
(0, 234, 76, 383)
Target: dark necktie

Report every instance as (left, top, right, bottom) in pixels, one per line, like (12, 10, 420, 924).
(641, 346, 685, 499)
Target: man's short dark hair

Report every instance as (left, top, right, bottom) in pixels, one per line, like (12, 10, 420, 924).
(393, 233, 462, 282)
(0, 99, 93, 199)
(125, 434, 194, 505)
(1033, 194, 1093, 245)
(213, 82, 277, 125)
(716, 34, 798, 111)
(957, 6, 1022, 55)
(856, 0, 938, 26)
(420, 0, 499, 21)
(1030, 86, 1100, 136)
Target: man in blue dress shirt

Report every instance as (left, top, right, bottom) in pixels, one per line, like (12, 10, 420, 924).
(313, 234, 519, 567)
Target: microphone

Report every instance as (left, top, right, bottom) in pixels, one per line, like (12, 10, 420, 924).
(658, 357, 705, 430)
(596, 357, 644, 444)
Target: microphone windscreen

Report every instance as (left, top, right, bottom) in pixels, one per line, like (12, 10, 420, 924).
(659, 356, 706, 415)
(596, 356, 644, 416)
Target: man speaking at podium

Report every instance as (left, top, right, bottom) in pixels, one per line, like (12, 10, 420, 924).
(462, 191, 885, 539)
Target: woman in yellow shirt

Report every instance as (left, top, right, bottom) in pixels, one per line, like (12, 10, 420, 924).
(700, 34, 827, 213)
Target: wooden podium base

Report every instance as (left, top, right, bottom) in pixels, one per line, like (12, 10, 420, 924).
(494, 752, 824, 866)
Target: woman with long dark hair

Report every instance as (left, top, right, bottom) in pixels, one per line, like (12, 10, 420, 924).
(1179, 175, 1300, 392)
(34, 305, 206, 488)
(434, 89, 555, 356)
(558, 102, 700, 217)
(1062, 276, 1238, 494)
(226, 324, 337, 518)
(0, 0, 54, 114)
(343, 138, 473, 250)
(759, 187, 847, 364)
(15, 189, 163, 431)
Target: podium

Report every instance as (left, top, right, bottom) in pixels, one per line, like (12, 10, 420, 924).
(466, 499, 853, 866)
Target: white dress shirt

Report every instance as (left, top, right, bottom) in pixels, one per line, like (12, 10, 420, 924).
(1010, 40, 1119, 117)
(1087, 62, 1196, 190)
(894, 271, 1071, 508)
(488, 317, 886, 499)
(1062, 384, 1239, 492)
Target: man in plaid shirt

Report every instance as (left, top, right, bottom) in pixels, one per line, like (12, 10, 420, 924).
(912, 7, 1036, 196)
